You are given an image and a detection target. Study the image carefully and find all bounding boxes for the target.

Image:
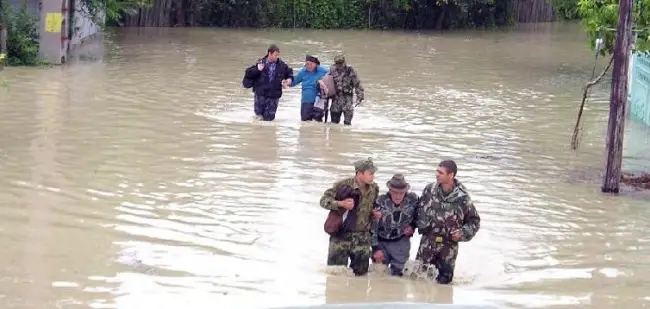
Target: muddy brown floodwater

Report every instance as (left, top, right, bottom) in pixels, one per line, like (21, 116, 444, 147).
(0, 22, 649, 309)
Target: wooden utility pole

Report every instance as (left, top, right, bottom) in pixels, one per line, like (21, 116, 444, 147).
(602, 0, 635, 193)
(0, 23, 6, 70)
(0, 0, 6, 61)
(0, 24, 6, 53)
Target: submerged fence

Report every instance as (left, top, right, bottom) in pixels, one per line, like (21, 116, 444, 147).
(630, 53, 650, 127)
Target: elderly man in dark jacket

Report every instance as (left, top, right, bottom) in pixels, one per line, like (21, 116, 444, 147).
(243, 44, 294, 121)
(370, 174, 419, 276)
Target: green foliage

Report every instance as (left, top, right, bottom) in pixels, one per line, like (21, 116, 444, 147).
(0, 2, 44, 66)
(79, 0, 153, 25)
(551, 0, 580, 20)
(578, 0, 650, 56)
(113, 0, 515, 30)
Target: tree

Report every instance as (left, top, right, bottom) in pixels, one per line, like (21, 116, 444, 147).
(571, 0, 650, 149)
(578, 0, 649, 55)
(551, 0, 580, 20)
(78, 0, 153, 25)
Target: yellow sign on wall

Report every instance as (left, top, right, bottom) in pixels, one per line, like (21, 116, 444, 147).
(45, 13, 63, 33)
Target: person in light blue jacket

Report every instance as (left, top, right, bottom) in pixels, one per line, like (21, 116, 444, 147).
(291, 55, 328, 121)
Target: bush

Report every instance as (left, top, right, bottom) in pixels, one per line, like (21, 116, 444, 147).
(0, 2, 44, 66)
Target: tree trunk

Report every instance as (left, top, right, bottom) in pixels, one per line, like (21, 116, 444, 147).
(602, 0, 634, 194)
(0, 24, 6, 54)
(435, 6, 446, 30)
(0, 24, 6, 70)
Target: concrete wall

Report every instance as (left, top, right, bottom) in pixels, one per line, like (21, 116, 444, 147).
(39, 0, 66, 64)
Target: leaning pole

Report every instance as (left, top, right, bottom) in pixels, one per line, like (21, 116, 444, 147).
(601, 0, 635, 194)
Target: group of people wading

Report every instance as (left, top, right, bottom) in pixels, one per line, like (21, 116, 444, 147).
(321, 158, 481, 284)
(242, 44, 364, 125)
(242, 44, 480, 284)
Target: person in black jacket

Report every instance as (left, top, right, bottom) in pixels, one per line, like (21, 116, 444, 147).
(243, 44, 294, 121)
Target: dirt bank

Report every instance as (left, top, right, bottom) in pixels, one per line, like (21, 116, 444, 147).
(622, 172, 650, 190)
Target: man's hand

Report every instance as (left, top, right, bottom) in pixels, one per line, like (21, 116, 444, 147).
(372, 250, 384, 263)
(372, 209, 382, 220)
(404, 226, 414, 237)
(281, 79, 291, 88)
(338, 198, 354, 210)
(450, 229, 462, 241)
(257, 62, 264, 71)
(354, 99, 363, 107)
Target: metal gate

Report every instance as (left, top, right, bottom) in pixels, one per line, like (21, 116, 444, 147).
(630, 53, 650, 126)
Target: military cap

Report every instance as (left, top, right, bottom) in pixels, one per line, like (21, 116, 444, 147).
(354, 157, 376, 173)
(334, 54, 345, 64)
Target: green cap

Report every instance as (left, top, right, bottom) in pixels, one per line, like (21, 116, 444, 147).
(334, 54, 345, 64)
(354, 157, 376, 173)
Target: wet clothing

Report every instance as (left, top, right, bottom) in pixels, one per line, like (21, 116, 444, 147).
(244, 56, 293, 121)
(329, 64, 364, 125)
(371, 192, 419, 275)
(320, 177, 380, 276)
(375, 236, 411, 276)
(327, 231, 372, 276)
(292, 65, 328, 121)
(311, 97, 328, 122)
(244, 56, 293, 99)
(291, 65, 328, 105)
(414, 180, 480, 284)
(300, 101, 328, 121)
(329, 110, 353, 125)
(416, 233, 459, 284)
(254, 95, 280, 121)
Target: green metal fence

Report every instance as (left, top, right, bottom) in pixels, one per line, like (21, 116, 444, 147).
(630, 53, 650, 126)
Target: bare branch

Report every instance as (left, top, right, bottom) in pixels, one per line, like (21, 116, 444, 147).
(570, 55, 615, 150)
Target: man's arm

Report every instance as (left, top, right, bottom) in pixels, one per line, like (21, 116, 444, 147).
(370, 214, 380, 250)
(408, 193, 420, 229)
(350, 67, 364, 102)
(319, 181, 342, 210)
(460, 195, 480, 242)
(244, 63, 261, 80)
(284, 64, 294, 83)
(369, 183, 379, 215)
(290, 68, 304, 87)
(370, 190, 382, 251)
(415, 184, 433, 234)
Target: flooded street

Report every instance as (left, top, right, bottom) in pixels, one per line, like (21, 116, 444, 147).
(1, 22, 650, 309)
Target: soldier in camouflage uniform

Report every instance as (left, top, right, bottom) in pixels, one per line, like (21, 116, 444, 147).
(320, 157, 381, 276)
(414, 160, 481, 284)
(370, 174, 419, 276)
(329, 54, 364, 125)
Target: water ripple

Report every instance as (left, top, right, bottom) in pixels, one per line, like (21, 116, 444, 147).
(1, 24, 650, 309)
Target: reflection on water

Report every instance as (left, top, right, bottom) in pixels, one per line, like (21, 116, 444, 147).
(1, 22, 650, 309)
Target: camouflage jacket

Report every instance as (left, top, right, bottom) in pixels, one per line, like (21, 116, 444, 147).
(329, 64, 364, 101)
(370, 192, 419, 247)
(320, 177, 379, 232)
(415, 180, 480, 242)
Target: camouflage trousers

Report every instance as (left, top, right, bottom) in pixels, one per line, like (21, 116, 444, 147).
(330, 95, 355, 112)
(327, 231, 371, 276)
(329, 95, 354, 125)
(415, 235, 459, 284)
